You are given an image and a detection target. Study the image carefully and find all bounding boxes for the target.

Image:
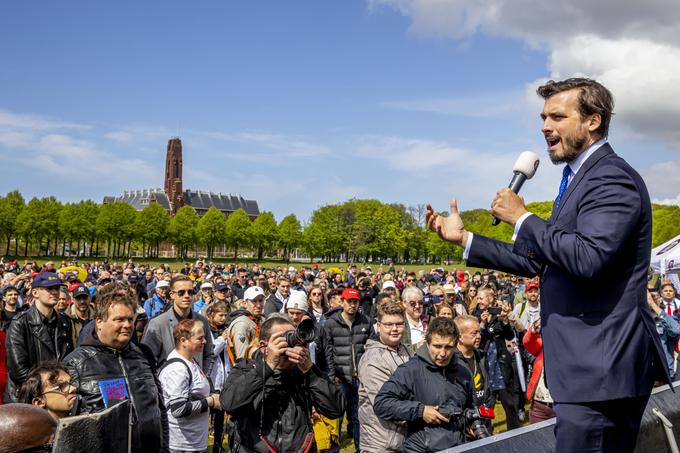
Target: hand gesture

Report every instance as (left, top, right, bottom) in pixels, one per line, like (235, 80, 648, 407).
(499, 302, 511, 322)
(426, 199, 468, 247)
(647, 291, 661, 315)
(480, 311, 491, 326)
(423, 405, 449, 425)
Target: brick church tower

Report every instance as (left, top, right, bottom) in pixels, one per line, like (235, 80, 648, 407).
(164, 137, 184, 215)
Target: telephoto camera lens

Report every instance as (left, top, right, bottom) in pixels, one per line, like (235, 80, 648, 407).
(285, 318, 317, 347)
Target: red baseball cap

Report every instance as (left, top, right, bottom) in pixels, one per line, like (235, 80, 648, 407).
(341, 288, 360, 300)
(526, 282, 539, 291)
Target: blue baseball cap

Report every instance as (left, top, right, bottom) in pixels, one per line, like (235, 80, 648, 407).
(33, 272, 63, 288)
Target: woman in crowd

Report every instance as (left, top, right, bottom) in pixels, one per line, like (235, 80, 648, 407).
(159, 319, 221, 453)
(206, 302, 230, 453)
(308, 285, 329, 322)
(435, 302, 454, 318)
(465, 285, 478, 313)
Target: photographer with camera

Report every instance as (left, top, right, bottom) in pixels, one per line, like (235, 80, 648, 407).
(221, 315, 344, 453)
(472, 286, 524, 430)
(373, 317, 480, 451)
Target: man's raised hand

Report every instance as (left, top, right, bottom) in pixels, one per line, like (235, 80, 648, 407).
(426, 199, 468, 247)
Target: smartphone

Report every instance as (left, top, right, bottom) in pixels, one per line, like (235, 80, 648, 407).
(487, 307, 502, 316)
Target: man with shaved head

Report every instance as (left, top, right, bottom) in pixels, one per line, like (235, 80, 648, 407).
(0, 403, 56, 452)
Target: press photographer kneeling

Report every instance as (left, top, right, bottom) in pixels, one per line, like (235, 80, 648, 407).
(220, 314, 345, 453)
(374, 316, 490, 451)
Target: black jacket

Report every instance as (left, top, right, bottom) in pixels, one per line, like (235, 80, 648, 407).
(454, 349, 494, 409)
(473, 308, 517, 389)
(322, 310, 371, 382)
(263, 292, 284, 317)
(63, 329, 168, 452)
(374, 344, 474, 452)
(6, 305, 74, 397)
(220, 353, 345, 453)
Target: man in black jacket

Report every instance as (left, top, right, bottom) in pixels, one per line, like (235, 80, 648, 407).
(221, 315, 344, 453)
(63, 282, 168, 452)
(323, 287, 371, 451)
(374, 317, 475, 452)
(6, 272, 74, 401)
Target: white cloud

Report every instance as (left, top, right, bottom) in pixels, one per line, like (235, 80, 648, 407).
(0, 110, 89, 131)
(385, 91, 524, 117)
(641, 160, 680, 203)
(205, 131, 332, 158)
(369, 0, 680, 146)
(105, 131, 134, 143)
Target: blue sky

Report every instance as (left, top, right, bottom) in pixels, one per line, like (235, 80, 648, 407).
(1, 1, 679, 223)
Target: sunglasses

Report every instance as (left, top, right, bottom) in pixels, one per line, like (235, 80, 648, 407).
(408, 301, 423, 307)
(42, 381, 73, 395)
(311, 292, 322, 296)
(174, 289, 192, 296)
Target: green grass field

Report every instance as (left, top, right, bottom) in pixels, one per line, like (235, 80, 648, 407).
(9, 255, 483, 275)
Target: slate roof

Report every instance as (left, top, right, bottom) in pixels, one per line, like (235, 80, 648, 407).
(104, 188, 259, 216)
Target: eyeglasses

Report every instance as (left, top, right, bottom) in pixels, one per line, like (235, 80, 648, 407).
(379, 321, 405, 329)
(42, 381, 73, 395)
(311, 292, 322, 296)
(174, 289, 192, 296)
(408, 301, 423, 307)
(406, 279, 414, 283)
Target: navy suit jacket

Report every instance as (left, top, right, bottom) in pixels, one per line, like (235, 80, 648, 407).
(468, 144, 670, 403)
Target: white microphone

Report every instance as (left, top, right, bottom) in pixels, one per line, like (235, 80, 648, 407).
(492, 151, 540, 226)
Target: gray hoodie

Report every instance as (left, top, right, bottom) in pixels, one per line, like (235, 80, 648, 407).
(357, 338, 411, 452)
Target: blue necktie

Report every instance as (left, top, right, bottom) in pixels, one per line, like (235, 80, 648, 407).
(555, 165, 572, 211)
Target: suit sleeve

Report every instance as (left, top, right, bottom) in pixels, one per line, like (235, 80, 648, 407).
(513, 166, 641, 279)
(141, 322, 163, 368)
(467, 234, 542, 278)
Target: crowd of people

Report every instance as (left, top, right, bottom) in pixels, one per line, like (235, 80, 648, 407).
(0, 257, 677, 452)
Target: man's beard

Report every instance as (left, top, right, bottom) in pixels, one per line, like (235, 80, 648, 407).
(548, 132, 588, 164)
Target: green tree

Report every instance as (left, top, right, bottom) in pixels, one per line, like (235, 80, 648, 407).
(197, 207, 226, 260)
(0, 191, 25, 255)
(96, 202, 137, 258)
(224, 209, 252, 259)
(278, 214, 303, 262)
(652, 204, 680, 247)
(167, 205, 200, 259)
(134, 203, 170, 258)
(249, 212, 278, 260)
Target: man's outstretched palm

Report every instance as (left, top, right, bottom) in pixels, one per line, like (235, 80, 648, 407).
(426, 199, 467, 247)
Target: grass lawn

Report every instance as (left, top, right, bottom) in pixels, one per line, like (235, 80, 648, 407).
(10, 255, 484, 275)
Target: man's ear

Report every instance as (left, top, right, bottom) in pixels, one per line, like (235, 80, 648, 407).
(588, 113, 602, 133)
(32, 397, 46, 409)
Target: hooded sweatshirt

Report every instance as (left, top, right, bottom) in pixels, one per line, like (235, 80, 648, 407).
(358, 339, 411, 452)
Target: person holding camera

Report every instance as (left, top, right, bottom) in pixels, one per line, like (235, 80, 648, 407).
(373, 317, 476, 451)
(221, 315, 344, 453)
(472, 286, 524, 430)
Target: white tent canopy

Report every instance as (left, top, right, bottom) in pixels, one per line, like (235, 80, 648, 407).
(650, 234, 680, 275)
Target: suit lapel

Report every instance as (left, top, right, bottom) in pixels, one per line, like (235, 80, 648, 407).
(552, 144, 614, 220)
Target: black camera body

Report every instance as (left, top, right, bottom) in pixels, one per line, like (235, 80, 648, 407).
(422, 294, 441, 306)
(285, 318, 317, 347)
(437, 401, 495, 440)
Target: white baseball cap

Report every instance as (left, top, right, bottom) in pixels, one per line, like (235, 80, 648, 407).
(286, 290, 309, 312)
(156, 280, 170, 289)
(382, 280, 396, 289)
(200, 282, 213, 290)
(244, 286, 265, 301)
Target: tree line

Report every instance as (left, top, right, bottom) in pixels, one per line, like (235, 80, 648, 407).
(0, 190, 679, 263)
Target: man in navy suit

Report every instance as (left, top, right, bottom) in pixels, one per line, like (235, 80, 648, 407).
(426, 78, 670, 452)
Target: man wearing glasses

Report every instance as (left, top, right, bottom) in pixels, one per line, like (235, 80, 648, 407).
(6, 273, 74, 401)
(358, 301, 411, 453)
(18, 363, 77, 420)
(143, 275, 215, 374)
(401, 286, 429, 355)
